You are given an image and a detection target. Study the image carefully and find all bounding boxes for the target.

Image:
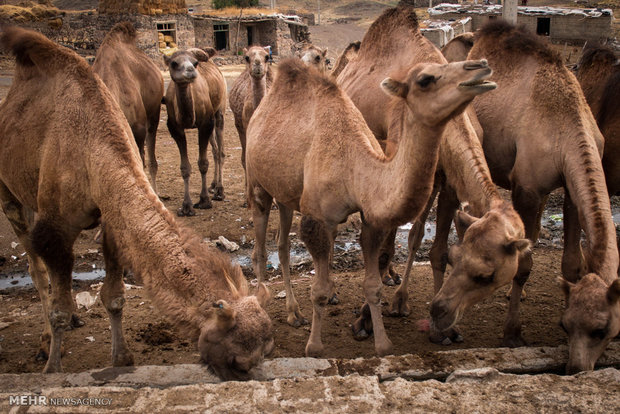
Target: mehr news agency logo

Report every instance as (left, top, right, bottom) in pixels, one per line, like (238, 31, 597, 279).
(9, 395, 112, 406)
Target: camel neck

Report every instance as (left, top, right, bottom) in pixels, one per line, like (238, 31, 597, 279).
(251, 75, 267, 110)
(355, 108, 447, 227)
(175, 83, 196, 129)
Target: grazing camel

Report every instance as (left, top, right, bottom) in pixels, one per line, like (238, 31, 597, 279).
(574, 45, 620, 199)
(92, 22, 164, 193)
(228, 46, 273, 174)
(298, 44, 330, 74)
(0, 27, 273, 380)
(336, 6, 527, 344)
(331, 41, 360, 79)
(433, 20, 619, 373)
(246, 57, 496, 356)
(164, 47, 227, 216)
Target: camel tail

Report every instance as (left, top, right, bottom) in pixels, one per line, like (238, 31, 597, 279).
(104, 22, 137, 45)
(0, 26, 88, 75)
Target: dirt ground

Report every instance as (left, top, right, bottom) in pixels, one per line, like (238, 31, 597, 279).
(0, 3, 619, 375)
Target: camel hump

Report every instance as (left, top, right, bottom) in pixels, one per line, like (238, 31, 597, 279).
(579, 44, 617, 68)
(361, 5, 418, 55)
(0, 25, 81, 73)
(475, 20, 562, 66)
(104, 22, 137, 44)
(276, 58, 338, 93)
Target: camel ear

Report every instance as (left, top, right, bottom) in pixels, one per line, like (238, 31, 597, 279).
(256, 283, 272, 309)
(189, 48, 210, 62)
(454, 209, 478, 240)
(210, 300, 237, 332)
(504, 238, 530, 255)
(381, 78, 408, 99)
(607, 279, 620, 304)
(163, 54, 172, 66)
(558, 277, 576, 299)
(321, 47, 328, 57)
(204, 47, 217, 58)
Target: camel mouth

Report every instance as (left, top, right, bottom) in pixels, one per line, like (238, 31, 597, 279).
(458, 79, 497, 91)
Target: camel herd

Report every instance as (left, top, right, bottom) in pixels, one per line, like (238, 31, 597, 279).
(0, 4, 618, 380)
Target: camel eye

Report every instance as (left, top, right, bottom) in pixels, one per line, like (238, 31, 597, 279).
(192, 60, 199, 68)
(315, 55, 321, 62)
(589, 328, 608, 340)
(417, 75, 436, 88)
(170, 61, 178, 70)
(245, 55, 250, 63)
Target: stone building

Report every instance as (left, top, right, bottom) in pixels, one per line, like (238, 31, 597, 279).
(428, 4, 613, 44)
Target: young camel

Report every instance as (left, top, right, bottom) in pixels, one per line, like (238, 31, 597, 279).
(298, 44, 330, 74)
(164, 48, 227, 216)
(335, 6, 527, 344)
(92, 21, 164, 193)
(228, 46, 273, 175)
(0, 27, 273, 380)
(434, 21, 619, 374)
(246, 57, 496, 357)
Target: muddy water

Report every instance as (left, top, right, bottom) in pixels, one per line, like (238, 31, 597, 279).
(0, 269, 106, 290)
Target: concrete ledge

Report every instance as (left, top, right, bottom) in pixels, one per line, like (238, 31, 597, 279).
(1, 342, 618, 392)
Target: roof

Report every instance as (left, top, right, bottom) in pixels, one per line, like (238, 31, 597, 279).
(428, 3, 613, 18)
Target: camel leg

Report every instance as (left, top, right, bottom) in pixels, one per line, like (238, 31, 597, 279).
(300, 216, 335, 357)
(209, 109, 225, 201)
(168, 119, 195, 216)
(195, 118, 216, 210)
(353, 221, 394, 356)
(131, 123, 148, 172)
(561, 190, 586, 283)
(145, 106, 161, 195)
(277, 202, 308, 327)
(100, 227, 134, 367)
(250, 187, 273, 285)
(389, 186, 438, 316)
(378, 228, 400, 286)
(29, 218, 78, 373)
(428, 187, 463, 344)
(0, 186, 54, 361)
(502, 185, 539, 347)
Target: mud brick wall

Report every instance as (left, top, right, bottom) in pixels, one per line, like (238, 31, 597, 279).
(98, 0, 187, 15)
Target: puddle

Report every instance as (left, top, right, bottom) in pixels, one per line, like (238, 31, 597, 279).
(0, 269, 106, 291)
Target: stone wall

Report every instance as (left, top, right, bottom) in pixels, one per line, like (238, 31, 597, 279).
(421, 18, 473, 48)
(98, 0, 187, 15)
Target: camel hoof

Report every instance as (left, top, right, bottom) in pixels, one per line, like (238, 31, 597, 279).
(502, 336, 527, 348)
(388, 306, 410, 317)
(353, 328, 370, 341)
(211, 187, 225, 201)
(177, 207, 196, 217)
(35, 349, 48, 362)
(382, 276, 396, 287)
(288, 316, 309, 328)
(328, 294, 339, 305)
(113, 353, 135, 367)
(391, 273, 402, 285)
(305, 342, 324, 357)
(71, 314, 85, 329)
(193, 200, 213, 210)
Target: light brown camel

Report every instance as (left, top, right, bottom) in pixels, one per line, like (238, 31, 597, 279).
(228, 46, 273, 175)
(331, 41, 360, 79)
(92, 22, 164, 193)
(164, 47, 227, 216)
(246, 57, 496, 356)
(433, 20, 619, 373)
(575, 45, 620, 199)
(336, 6, 527, 344)
(0, 27, 273, 380)
(298, 44, 330, 74)
(440, 32, 475, 63)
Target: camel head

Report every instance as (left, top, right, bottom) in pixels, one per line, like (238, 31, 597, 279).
(560, 274, 620, 374)
(198, 282, 274, 380)
(244, 46, 270, 79)
(381, 59, 496, 127)
(298, 45, 330, 74)
(430, 201, 530, 332)
(164, 48, 213, 85)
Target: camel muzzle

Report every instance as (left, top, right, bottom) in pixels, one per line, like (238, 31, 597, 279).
(463, 59, 489, 70)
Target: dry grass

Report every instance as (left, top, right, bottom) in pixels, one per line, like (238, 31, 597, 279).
(197, 6, 309, 17)
(0, 4, 59, 22)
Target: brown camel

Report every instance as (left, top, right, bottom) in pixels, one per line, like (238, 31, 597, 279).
(0, 27, 273, 380)
(433, 21, 619, 373)
(575, 45, 620, 199)
(336, 6, 527, 345)
(228, 46, 273, 174)
(440, 32, 475, 63)
(331, 41, 360, 79)
(164, 47, 227, 216)
(92, 22, 164, 193)
(298, 44, 330, 74)
(246, 57, 496, 356)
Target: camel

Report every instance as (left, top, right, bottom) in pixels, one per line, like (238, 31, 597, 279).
(432, 20, 619, 373)
(440, 32, 475, 63)
(92, 22, 164, 193)
(574, 45, 620, 199)
(246, 56, 496, 357)
(331, 41, 360, 78)
(335, 6, 527, 344)
(298, 44, 330, 74)
(228, 46, 273, 175)
(164, 47, 227, 216)
(0, 27, 273, 380)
